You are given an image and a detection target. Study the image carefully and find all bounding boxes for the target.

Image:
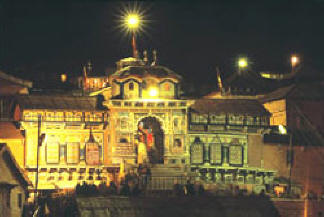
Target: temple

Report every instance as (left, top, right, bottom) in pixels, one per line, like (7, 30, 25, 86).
(0, 51, 323, 198)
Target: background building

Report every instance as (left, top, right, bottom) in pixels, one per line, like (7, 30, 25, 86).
(0, 143, 30, 217)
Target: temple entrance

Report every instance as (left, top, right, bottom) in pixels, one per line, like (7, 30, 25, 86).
(137, 117, 164, 164)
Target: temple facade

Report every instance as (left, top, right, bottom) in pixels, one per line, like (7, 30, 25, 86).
(1, 55, 281, 194)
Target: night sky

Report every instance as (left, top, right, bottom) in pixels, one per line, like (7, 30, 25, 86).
(1, 0, 324, 90)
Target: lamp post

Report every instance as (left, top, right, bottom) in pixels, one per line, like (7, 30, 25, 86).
(279, 125, 293, 195)
(35, 115, 46, 200)
(125, 13, 140, 58)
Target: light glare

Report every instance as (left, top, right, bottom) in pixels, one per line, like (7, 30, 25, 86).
(238, 58, 248, 68)
(126, 14, 139, 29)
(149, 88, 158, 97)
(291, 55, 299, 67)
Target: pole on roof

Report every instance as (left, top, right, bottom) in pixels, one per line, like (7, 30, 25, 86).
(35, 115, 41, 201)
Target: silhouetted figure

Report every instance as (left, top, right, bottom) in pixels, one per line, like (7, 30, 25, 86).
(98, 181, 108, 195)
(132, 184, 141, 196)
(173, 183, 184, 196)
(198, 183, 205, 195)
(108, 181, 118, 195)
(185, 180, 195, 196)
(75, 183, 82, 195)
(120, 181, 130, 196)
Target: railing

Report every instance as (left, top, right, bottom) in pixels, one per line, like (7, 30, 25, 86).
(22, 114, 108, 124)
(138, 175, 189, 190)
(109, 99, 191, 108)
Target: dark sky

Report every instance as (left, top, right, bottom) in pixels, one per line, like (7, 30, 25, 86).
(1, 0, 324, 89)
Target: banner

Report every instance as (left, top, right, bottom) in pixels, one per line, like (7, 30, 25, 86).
(191, 143, 203, 164)
(210, 143, 222, 164)
(229, 145, 243, 166)
(46, 142, 59, 164)
(86, 143, 100, 165)
(67, 143, 80, 164)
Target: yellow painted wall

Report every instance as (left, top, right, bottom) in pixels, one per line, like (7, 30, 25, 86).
(0, 139, 25, 168)
(263, 99, 287, 126)
(25, 129, 38, 167)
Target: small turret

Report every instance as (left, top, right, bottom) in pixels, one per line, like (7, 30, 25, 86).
(86, 60, 93, 75)
(151, 50, 157, 66)
(143, 50, 148, 65)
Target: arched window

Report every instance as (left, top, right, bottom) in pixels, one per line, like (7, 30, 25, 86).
(129, 82, 134, 90)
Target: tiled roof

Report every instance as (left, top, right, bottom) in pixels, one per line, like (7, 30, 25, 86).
(112, 65, 182, 80)
(0, 70, 32, 88)
(15, 95, 105, 111)
(191, 99, 271, 116)
(0, 122, 23, 139)
(260, 82, 324, 103)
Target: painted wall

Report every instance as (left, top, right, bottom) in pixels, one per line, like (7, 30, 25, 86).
(263, 99, 287, 126)
(0, 139, 25, 168)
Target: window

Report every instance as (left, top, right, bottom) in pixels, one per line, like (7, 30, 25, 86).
(228, 115, 244, 125)
(246, 116, 255, 125)
(18, 193, 22, 208)
(191, 113, 207, 124)
(209, 114, 226, 124)
(174, 138, 182, 148)
(129, 82, 134, 90)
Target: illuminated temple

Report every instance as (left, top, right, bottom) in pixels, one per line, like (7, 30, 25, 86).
(1, 53, 324, 196)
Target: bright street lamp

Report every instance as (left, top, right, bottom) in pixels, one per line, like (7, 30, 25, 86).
(238, 58, 248, 68)
(126, 14, 140, 30)
(291, 55, 299, 67)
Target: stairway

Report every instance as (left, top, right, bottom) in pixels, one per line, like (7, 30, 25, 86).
(140, 164, 190, 191)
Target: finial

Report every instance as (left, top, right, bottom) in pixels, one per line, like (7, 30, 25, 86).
(143, 50, 148, 64)
(86, 60, 93, 74)
(151, 49, 157, 66)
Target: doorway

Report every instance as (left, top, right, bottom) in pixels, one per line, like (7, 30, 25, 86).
(137, 116, 164, 164)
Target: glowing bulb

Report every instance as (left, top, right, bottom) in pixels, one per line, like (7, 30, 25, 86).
(291, 55, 299, 67)
(278, 125, 287, 135)
(61, 74, 67, 83)
(126, 14, 139, 29)
(238, 58, 248, 68)
(149, 88, 158, 97)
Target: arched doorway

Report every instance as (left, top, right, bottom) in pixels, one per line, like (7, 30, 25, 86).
(137, 116, 164, 164)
